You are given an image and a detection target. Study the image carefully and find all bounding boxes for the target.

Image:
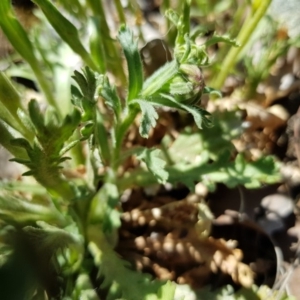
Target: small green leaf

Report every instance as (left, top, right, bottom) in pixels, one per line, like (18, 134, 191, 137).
(72, 71, 89, 98)
(9, 158, 31, 165)
(28, 99, 45, 134)
(24, 221, 83, 253)
(136, 148, 169, 184)
(154, 281, 176, 300)
(118, 25, 143, 102)
(71, 85, 83, 105)
(88, 228, 167, 300)
(205, 35, 240, 48)
(97, 75, 122, 121)
(165, 9, 179, 26)
(57, 156, 72, 163)
(80, 122, 94, 139)
(89, 183, 120, 234)
(72, 67, 97, 101)
(10, 138, 33, 152)
(152, 94, 212, 129)
(131, 100, 158, 138)
(203, 86, 222, 98)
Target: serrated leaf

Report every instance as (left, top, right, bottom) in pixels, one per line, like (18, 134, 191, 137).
(44, 106, 60, 129)
(118, 25, 143, 102)
(136, 148, 169, 184)
(97, 76, 122, 120)
(72, 68, 96, 102)
(10, 138, 32, 151)
(24, 221, 83, 255)
(131, 100, 158, 138)
(28, 99, 46, 134)
(83, 67, 97, 100)
(71, 84, 83, 106)
(155, 94, 212, 129)
(88, 228, 167, 300)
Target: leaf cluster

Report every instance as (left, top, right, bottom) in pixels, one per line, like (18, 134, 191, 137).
(0, 0, 284, 299)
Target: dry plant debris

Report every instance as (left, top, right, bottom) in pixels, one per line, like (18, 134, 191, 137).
(117, 192, 254, 289)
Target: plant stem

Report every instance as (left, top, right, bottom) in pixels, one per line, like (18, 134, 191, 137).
(211, 0, 272, 90)
(213, 0, 248, 66)
(95, 109, 111, 165)
(113, 0, 126, 24)
(112, 107, 139, 171)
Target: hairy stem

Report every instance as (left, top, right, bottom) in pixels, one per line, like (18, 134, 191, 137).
(112, 107, 139, 171)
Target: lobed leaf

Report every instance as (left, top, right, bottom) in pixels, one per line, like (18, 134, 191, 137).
(118, 25, 144, 102)
(131, 100, 158, 138)
(150, 93, 212, 129)
(24, 221, 83, 257)
(97, 75, 122, 121)
(136, 148, 169, 184)
(88, 228, 170, 300)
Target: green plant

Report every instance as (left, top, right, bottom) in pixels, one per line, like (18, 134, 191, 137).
(0, 0, 284, 299)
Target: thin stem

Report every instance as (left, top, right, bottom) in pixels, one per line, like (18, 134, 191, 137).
(95, 109, 111, 165)
(211, 0, 272, 89)
(112, 107, 139, 171)
(113, 0, 126, 24)
(213, 1, 248, 66)
(237, 185, 245, 221)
